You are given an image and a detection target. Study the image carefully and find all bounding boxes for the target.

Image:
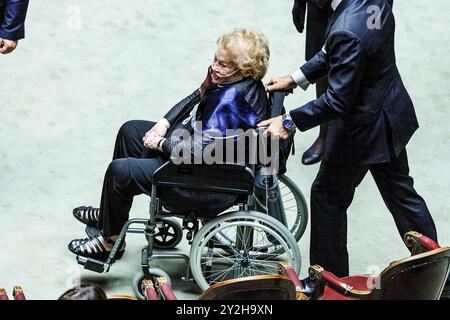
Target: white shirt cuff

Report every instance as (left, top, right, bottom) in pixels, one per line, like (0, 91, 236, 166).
(291, 69, 310, 91)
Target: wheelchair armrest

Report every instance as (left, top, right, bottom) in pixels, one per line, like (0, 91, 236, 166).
(278, 262, 303, 291)
(279, 262, 312, 300)
(156, 277, 177, 301)
(308, 265, 372, 300)
(153, 162, 255, 195)
(142, 279, 159, 301)
(404, 231, 441, 255)
(269, 91, 287, 117)
(255, 126, 268, 134)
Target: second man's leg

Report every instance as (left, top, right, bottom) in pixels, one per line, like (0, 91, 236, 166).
(370, 149, 438, 243)
(309, 160, 369, 277)
(302, 77, 328, 165)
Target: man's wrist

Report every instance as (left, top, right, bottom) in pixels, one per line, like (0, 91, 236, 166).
(282, 113, 297, 134)
(291, 69, 310, 91)
(282, 113, 293, 121)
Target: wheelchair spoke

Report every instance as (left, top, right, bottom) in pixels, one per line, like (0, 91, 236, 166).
(282, 197, 295, 204)
(210, 236, 244, 259)
(201, 252, 239, 266)
(205, 265, 241, 283)
(243, 226, 253, 249)
(216, 265, 239, 283)
(247, 262, 276, 276)
(247, 258, 279, 267)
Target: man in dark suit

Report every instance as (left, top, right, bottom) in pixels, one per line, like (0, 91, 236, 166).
(292, 0, 393, 166)
(0, 0, 29, 54)
(259, 0, 437, 277)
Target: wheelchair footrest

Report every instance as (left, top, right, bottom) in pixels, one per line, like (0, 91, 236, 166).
(77, 256, 108, 273)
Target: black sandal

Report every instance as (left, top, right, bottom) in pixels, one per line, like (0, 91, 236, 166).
(68, 236, 95, 251)
(73, 206, 100, 227)
(68, 235, 125, 261)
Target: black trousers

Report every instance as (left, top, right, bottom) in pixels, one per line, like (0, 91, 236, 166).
(98, 120, 166, 237)
(310, 148, 437, 277)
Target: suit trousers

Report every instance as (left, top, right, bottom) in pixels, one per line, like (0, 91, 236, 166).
(309, 148, 437, 277)
(98, 120, 166, 237)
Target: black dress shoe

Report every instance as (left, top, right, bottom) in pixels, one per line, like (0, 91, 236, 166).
(301, 139, 324, 165)
(302, 151, 322, 165)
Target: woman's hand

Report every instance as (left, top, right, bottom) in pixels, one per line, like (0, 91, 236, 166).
(143, 131, 165, 150)
(146, 118, 170, 138)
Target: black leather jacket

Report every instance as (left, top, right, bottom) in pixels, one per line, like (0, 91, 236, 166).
(161, 78, 270, 163)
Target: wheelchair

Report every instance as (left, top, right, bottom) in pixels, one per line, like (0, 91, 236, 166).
(76, 92, 308, 299)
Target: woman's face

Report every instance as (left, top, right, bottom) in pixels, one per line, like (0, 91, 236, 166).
(211, 48, 242, 84)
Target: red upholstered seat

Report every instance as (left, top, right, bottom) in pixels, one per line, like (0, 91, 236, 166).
(136, 232, 449, 301)
(321, 276, 372, 300)
(310, 232, 450, 300)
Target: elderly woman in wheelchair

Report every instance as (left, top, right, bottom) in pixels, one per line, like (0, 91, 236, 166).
(68, 28, 308, 291)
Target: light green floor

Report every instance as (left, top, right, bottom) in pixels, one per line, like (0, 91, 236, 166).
(0, 0, 448, 299)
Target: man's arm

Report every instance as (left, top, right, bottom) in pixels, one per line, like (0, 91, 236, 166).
(0, 0, 29, 40)
(265, 49, 328, 92)
(298, 49, 328, 85)
(290, 31, 368, 131)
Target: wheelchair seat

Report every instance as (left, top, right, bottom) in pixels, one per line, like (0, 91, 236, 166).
(154, 162, 255, 218)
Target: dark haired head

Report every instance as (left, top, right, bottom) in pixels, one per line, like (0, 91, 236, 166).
(58, 284, 107, 300)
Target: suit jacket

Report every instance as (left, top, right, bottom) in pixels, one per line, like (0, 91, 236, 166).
(290, 0, 415, 165)
(0, 0, 29, 40)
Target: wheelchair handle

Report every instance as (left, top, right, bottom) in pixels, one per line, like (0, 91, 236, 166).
(269, 91, 286, 118)
(255, 126, 268, 134)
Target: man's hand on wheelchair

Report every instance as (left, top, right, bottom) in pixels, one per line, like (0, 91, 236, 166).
(0, 38, 18, 54)
(257, 116, 291, 140)
(265, 75, 297, 93)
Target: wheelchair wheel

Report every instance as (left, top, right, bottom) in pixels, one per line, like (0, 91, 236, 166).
(216, 175, 308, 256)
(189, 210, 301, 291)
(132, 268, 171, 300)
(278, 174, 308, 241)
(145, 217, 183, 249)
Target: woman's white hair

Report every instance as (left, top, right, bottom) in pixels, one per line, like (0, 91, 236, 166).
(217, 28, 270, 80)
